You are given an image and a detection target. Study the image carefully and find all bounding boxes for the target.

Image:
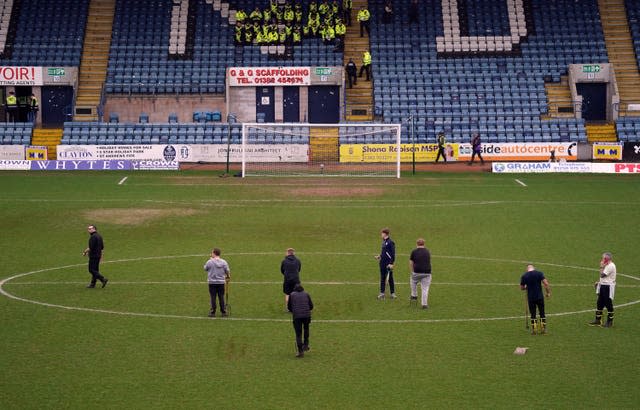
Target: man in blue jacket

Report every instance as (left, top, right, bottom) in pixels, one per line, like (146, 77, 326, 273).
(375, 228, 396, 299)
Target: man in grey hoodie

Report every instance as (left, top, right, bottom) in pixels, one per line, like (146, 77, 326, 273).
(281, 248, 302, 310)
(204, 248, 231, 317)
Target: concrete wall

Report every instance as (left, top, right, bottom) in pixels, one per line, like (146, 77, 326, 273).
(103, 95, 226, 123)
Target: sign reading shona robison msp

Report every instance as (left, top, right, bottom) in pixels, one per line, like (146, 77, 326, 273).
(227, 67, 311, 86)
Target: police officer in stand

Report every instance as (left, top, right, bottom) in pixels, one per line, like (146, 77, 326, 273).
(358, 50, 372, 81)
(5, 91, 17, 122)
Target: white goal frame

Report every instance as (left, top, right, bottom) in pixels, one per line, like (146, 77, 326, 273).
(241, 122, 402, 178)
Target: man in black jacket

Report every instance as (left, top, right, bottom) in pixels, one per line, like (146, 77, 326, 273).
(82, 225, 108, 288)
(281, 248, 301, 310)
(345, 59, 357, 88)
(287, 284, 313, 357)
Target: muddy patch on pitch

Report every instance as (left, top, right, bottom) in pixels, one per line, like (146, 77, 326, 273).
(84, 208, 199, 226)
(291, 187, 385, 197)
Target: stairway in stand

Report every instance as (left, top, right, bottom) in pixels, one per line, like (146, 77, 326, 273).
(343, 0, 373, 121)
(542, 75, 574, 120)
(598, 0, 640, 116)
(31, 129, 63, 160)
(309, 127, 339, 162)
(585, 124, 618, 143)
(74, 0, 116, 122)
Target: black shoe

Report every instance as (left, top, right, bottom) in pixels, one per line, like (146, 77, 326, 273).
(587, 319, 601, 327)
(101, 278, 108, 288)
(410, 296, 418, 300)
(86, 284, 95, 288)
(221, 312, 228, 317)
(302, 345, 310, 352)
(603, 320, 613, 328)
(296, 351, 304, 358)
(422, 305, 429, 309)
(208, 311, 215, 317)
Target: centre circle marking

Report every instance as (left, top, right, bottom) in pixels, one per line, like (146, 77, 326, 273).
(1, 252, 639, 323)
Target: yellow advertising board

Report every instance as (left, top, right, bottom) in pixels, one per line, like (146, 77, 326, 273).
(25, 145, 48, 161)
(592, 143, 622, 161)
(339, 143, 459, 163)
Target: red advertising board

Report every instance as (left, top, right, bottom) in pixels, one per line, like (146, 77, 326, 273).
(227, 67, 311, 86)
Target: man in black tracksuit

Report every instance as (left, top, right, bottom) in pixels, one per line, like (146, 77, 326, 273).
(375, 228, 396, 299)
(287, 283, 313, 357)
(82, 225, 108, 288)
(281, 248, 302, 309)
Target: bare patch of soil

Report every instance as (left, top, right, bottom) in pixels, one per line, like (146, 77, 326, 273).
(84, 208, 199, 226)
(292, 187, 385, 197)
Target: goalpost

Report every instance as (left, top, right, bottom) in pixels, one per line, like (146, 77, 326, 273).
(241, 123, 402, 177)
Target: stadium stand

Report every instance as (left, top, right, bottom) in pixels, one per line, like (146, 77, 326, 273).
(62, 121, 244, 144)
(368, 0, 607, 143)
(0, 0, 89, 66)
(616, 116, 640, 141)
(626, 0, 640, 73)
(105, 0, 342, 95)
(0, 122, 32, 144)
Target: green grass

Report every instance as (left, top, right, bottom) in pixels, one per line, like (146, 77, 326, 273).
(1, 171, 639, 409)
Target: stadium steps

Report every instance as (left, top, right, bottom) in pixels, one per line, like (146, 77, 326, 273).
(543, 75, 575, 119)
(343, 0, 373, 121)
(309, 127, 339, 162)
(599, 0, 640, 115)
(74, 0, 116, 122)
(586, 123, 618, 142)
(31, 128, 63, 160)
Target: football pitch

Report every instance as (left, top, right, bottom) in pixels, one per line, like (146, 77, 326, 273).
(1, 170, 639, 409)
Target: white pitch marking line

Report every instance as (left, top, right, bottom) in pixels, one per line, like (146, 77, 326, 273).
(118, 176, 128, 185)
(515, 178, 527, 187)
(7, 281, 639, 288)
(2, 254, 639, 324)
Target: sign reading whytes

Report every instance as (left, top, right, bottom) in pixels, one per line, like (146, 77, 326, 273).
(0, 66, 44, 86)
(227, 67, 311, 86)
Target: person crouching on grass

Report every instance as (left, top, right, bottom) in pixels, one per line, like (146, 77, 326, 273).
(288, 284, 313, 358)
(204, 248, 230, 317)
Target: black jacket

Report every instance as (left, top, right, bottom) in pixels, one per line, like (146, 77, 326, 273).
(281, 255, 301, 282)
(88, 232, 104, 258)
(288, 290, 313, 319)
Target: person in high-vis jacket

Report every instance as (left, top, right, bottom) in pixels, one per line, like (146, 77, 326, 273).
(358, 50, 372, 81)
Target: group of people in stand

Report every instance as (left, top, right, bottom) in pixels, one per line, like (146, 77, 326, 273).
(234, 0, 356, 47)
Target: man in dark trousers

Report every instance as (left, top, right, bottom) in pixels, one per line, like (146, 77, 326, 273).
(204, 248, 231, 317)
(435, 131, 447, 163)
(468, 132, 484, 165)
(589, 252, 616, 327)
(281, 248, 302, 310)
(345, 59, 357, 88)
(288, 283, 313, 358)
(375, 228, 396, 299)
(520, 264, 551, 334)
(82, 225, 108, 288)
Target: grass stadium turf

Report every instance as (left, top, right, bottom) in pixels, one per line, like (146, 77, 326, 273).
(1, 170, 639, 409)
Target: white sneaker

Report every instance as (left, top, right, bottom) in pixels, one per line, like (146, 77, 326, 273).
(377, 293, 385, 300)
(390, 293, 397, 299)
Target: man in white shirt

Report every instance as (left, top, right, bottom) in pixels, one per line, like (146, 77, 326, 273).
(588, 252, 616, 328)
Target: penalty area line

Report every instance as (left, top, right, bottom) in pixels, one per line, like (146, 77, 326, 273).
(515, 179, 527, 187)
(118, 176, 128, 185)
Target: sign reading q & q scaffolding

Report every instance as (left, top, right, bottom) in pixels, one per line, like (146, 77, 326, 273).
(227, 67, 311, 86)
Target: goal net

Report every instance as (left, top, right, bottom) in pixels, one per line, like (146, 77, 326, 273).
(241, 123, 401, 177)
